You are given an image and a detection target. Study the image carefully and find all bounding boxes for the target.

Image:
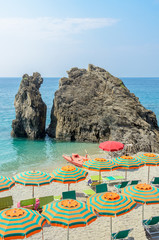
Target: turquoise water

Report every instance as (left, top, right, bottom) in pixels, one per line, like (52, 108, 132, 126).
(0, 77, 159, 176)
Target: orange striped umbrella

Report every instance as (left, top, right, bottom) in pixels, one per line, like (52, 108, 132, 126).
(13, 171, 53, 197)
(42, 199, 97, 240)
(87, 192, 136, 239)
(112, 155, 144, 179)
(82, 158, 118, 182)
(137, 153, 159, 182)
(122, 183, 159, 220)
(0, 208, 46, 240)
(51, 165, 88, 191)
(0, 176, 15, 193)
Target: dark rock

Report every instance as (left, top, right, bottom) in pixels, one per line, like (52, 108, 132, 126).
(46, 64, 159, 153)
(11, 73, 47, 139)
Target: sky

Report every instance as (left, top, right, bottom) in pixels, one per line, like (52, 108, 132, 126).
(0, 0, 159, 77)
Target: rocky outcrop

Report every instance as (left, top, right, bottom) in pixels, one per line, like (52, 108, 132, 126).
(47, 64, 159, 153)
(11, 73, 47, 139)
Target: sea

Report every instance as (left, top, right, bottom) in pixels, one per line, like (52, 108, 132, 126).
(0, 77, 159, 176)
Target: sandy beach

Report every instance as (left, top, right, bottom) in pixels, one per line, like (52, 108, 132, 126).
(1, 152, 159, 240)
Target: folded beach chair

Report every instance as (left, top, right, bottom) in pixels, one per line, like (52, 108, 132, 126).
(143, 216, 159, 238)
(151, 177, 159, 185)
(112, 228, 133, 239)
(83, 189, 96, 197)
(62, 190, 76, 200)
(20, 198, 36, 210)
(39, 195, 54, 209)
(115, 181, 129, 192)
(96, 183, 108, 193)
(0, 196, 13, 210)
(128, 180, 141, 185)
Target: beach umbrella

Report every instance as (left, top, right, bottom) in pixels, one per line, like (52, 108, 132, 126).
(0, 176, 15, 193)
(82, 158, 118, 182)
(13, 170, 53, 197)
(51, 165, 88, 191)
(137, 153, 159, 183)
(112, 155, 144, 179)
(99, 141, 124, 152)
(42, 199, 97, 240)
(121, 183, 159, 220)
(99, 141, 124, 159)
(87, 191, 136, 240)
(0, 208, 46, 239)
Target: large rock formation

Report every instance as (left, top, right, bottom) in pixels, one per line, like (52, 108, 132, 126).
(11, 73, 47, 139)
(47, 64, 159, 153)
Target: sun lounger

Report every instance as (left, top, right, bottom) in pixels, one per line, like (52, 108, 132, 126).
(39, 196, 54, 208)
(128, 180, 141, 185)
(151, 177, 159, 185)
(115, 181, 129, 192)
(0, 196, 13, 210)
(91, 175, 103, 182)
(96, 183, 108, 193)
(62, 190, 76, 200)
(102, 175, 124, 183)
(20, 198, 36, 210)
(112, 228, 133, 239)
(83, 189, 96, 197)
(54, 195, 61, 201)
(143, 216, 159, 238)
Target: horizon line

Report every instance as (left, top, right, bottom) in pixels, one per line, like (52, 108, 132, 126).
(0, 76, 159, 78)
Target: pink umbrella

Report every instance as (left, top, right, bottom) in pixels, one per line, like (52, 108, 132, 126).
(99, 141, 124, 152)
(99, 141, 124, 159)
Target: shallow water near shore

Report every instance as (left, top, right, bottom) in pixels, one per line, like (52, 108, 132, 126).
(0, 77, 159, 176)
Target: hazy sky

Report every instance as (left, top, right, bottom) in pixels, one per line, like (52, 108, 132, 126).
(0, 0, 159, 77)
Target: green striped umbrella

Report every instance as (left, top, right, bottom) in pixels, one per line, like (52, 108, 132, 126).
(51, 165, 88, 191)
(112, 155, 144, 179)
(82, 158, 118, 182)
(87, 192, 136, 240)
(0, 208, 46, 240)
(121, 183, 159, 220)
(137, 153, 159, 182)
(13, 171, 53, 197)
(0, 176, 15, 193)
(42, 199, 97, 240)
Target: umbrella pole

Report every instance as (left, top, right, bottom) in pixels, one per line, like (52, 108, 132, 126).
(125, 170, 127, 180)
(32, 186, 34, 198)
(99, 171, 101, 183)
(148, 166, 150, 183)
(111, 151, 112, 160)
(67, 227, 69, 240)
(142, 204, 144, 221)
(42, 228, 44, 240)
(68, 184, 70, 191)
(110, 217, 112, 240)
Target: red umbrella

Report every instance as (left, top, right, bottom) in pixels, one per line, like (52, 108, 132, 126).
(99, 141, 124, 152)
